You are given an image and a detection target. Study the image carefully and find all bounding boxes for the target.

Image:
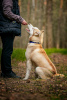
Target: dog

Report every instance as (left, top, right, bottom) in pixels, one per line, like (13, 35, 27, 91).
(23, 24, 64, 80)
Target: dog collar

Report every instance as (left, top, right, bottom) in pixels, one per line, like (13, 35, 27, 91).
(29, 41, 40, 44)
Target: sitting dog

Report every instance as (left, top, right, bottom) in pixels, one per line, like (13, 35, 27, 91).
(23, 24, 64, 80)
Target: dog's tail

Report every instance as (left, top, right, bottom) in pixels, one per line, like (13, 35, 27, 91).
(53, 73, 65, 78)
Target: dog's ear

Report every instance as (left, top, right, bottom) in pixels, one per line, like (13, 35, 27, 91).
(40, 30, 44, 44)
(35, 32, 39, 36)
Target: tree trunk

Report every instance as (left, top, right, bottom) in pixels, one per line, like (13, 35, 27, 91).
(46, 0, 53, 48)
(56, 0, 63, 48)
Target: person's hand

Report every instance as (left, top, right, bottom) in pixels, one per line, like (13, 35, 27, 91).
(22, 20, 27, 25)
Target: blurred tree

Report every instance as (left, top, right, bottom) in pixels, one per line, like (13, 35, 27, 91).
(2, 0, 66, 49)
(46, 0, 53, 48)
(56, 0, 63, 48)
(62, 0, 67, 48)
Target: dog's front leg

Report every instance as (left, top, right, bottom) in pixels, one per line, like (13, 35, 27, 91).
(23, 59, 32, 80)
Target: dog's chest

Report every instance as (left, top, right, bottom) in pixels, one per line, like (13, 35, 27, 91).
(25, 43, 36, 59)
(25, 47, 32, 59)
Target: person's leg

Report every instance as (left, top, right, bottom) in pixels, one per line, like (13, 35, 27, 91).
(1, 35, 14, 74)
(1, 34, 21, 78)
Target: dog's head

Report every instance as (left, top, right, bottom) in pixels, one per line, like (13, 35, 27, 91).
(26, 24, 44, 44)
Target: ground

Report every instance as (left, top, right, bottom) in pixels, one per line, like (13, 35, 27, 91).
(0, 53, 67, 100)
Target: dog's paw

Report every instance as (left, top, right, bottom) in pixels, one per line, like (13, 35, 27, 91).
(23, 78, 28, 81)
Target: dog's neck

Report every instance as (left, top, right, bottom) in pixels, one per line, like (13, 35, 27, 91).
(29, 36, 41, 44)
(29, 41, 40, 44)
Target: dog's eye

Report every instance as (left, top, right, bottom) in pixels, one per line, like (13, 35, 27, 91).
(35, 32, 39, 36)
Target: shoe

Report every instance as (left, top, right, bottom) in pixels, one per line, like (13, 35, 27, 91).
(1, 71, 21, 78)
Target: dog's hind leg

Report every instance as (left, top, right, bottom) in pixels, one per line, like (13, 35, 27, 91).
(35, 67, 53, 79)
(35, 67, 47, 79)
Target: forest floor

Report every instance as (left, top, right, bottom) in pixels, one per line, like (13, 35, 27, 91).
(0, 53, 67, 100)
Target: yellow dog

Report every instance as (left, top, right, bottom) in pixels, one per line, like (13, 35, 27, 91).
(23, 24, 64, 80)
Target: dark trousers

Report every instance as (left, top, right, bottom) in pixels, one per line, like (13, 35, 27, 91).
(1, 35, 15, 74)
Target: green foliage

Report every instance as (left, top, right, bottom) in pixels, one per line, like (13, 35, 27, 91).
(12, 48, 26, 62)
(0, 48, 67, 62)
(12, 48, 67, 62)
(45, 48, 67, 55)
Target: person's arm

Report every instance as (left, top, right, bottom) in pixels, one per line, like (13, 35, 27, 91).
(2, 0, 27, 25)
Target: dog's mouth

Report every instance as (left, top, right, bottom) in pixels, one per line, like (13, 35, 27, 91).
(26, 28, 30, 32)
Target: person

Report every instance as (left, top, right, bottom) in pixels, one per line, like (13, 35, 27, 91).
(0, 0, 27, 78)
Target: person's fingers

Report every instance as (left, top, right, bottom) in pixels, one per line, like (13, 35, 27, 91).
(22, 20, 28, 25)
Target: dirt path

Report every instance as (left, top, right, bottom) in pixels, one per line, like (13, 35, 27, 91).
(0, 53, 67, 100)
